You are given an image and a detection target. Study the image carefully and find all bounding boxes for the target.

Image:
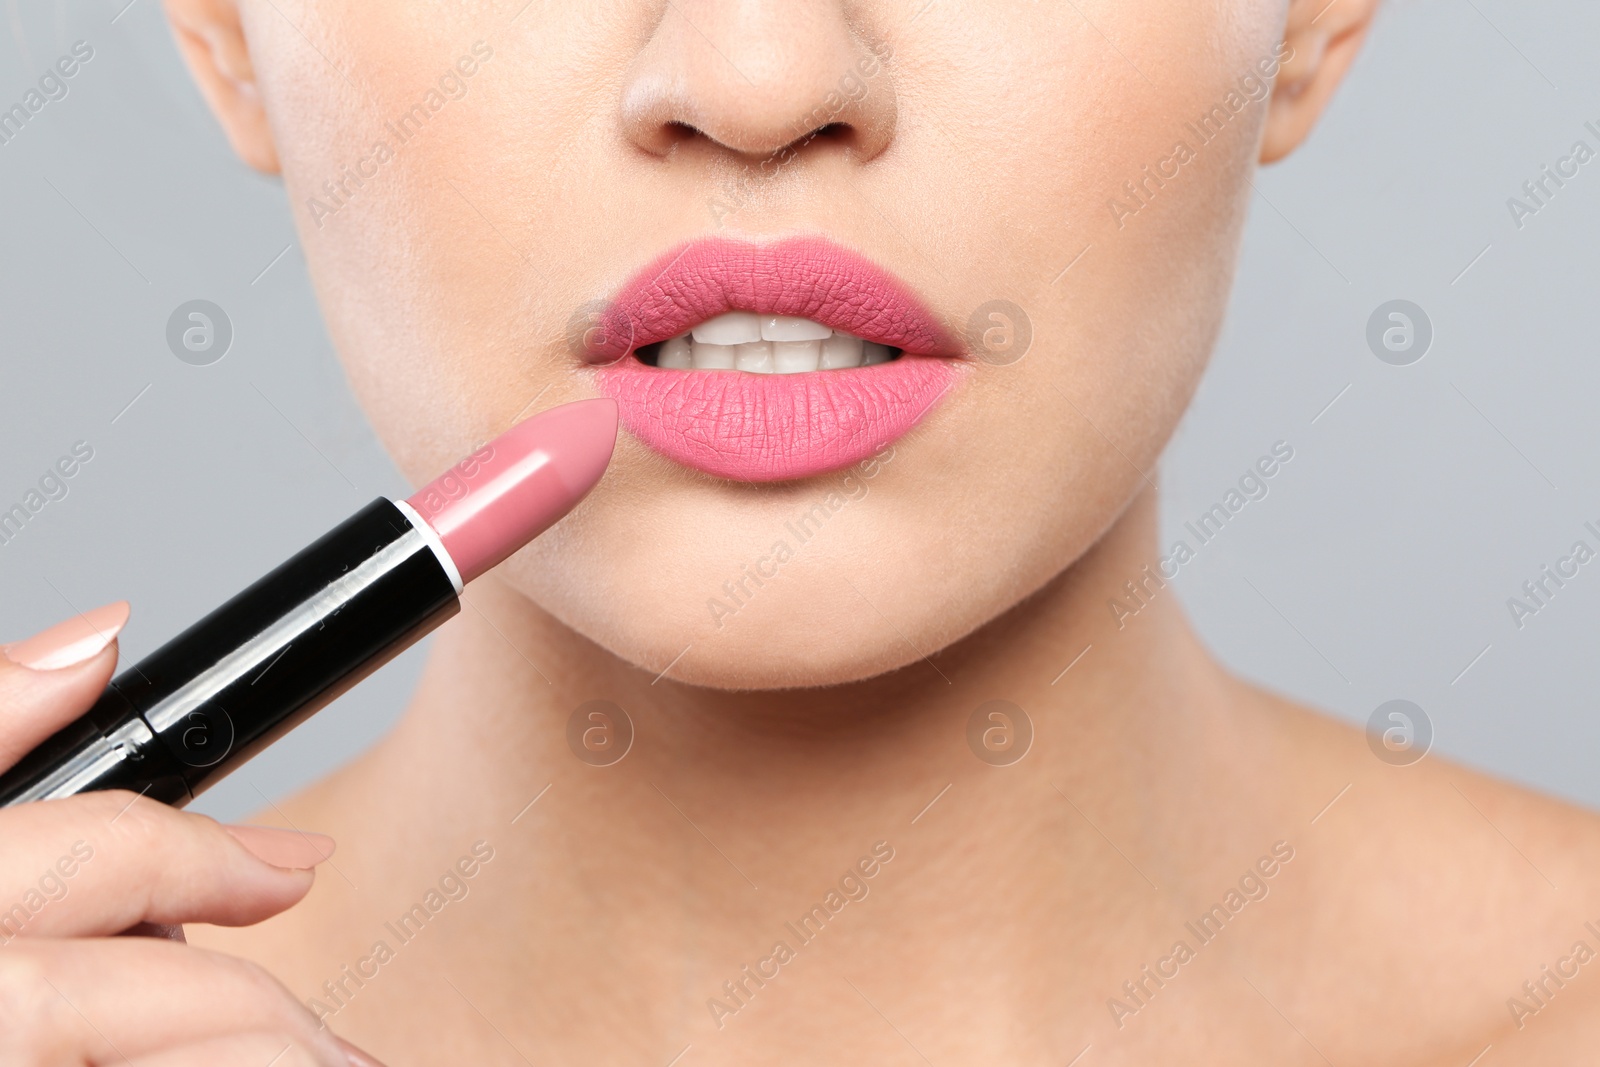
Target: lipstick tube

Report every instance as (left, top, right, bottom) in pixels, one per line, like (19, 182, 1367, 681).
(0, 398, 618, 808)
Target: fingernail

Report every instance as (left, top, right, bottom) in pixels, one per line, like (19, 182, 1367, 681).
(335, 1036, 390, 1067)
(2, 601, 130, 671)
(225, 825, 337, 870)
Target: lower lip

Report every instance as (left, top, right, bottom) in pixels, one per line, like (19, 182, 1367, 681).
(597, 357, 961, 482)
(0, 400, 618, 808)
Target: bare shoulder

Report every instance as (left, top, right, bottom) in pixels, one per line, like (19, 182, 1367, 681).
(1265, 687, 1600, 893)
(1244, 685, 1600, 1061)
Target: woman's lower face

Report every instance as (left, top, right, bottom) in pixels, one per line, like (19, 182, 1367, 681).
(242, 0, 1283, 688)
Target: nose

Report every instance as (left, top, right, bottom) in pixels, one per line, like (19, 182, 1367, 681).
(620, 1, 897, 162)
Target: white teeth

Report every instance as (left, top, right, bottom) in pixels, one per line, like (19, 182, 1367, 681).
(862, 342, 894, 366)
(692, 311, 763, 345)
(735, 341, 774, 373)
(761, 315, 833, 342)
(772, 339, 821, 373)
(820, 333, 864, 369)
(656, 319, 898, 373)
(658, 335, 692, 369)
(691, 342, 737, 370)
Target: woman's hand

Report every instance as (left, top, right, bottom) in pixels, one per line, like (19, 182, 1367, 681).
(0, 602, 383, 1066)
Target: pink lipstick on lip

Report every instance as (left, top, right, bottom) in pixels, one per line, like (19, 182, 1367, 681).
(588, 237, 965, 483)
(0, 399, 619, 808)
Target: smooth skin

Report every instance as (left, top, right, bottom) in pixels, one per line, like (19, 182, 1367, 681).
(6, 0, 1600, 1063)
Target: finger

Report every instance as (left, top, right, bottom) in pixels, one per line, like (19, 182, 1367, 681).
(121, 1032, 337, 1067)
(0, 937, 347, 1066)
(335, 1036, 392, 1067)
(0, 601, 128, 771)
(0, 791, 333, 940)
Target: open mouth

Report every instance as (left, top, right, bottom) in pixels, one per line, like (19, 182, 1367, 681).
(633, 313, 902, 373)
(588, 237, 964, 483)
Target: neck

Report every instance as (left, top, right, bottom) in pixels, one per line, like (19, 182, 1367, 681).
(356, 484, 1282, 1054)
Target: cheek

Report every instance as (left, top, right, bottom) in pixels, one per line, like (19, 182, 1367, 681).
(980, 4, 1276, 507)
(247, 4, 571, 485)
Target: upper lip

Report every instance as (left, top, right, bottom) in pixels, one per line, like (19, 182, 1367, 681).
(581, 236, 964, 363)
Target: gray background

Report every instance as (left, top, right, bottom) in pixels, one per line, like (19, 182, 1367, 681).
(1, 0, 1596, 822)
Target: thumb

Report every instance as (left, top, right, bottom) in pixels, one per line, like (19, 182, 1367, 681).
(0, 601, 128, 771)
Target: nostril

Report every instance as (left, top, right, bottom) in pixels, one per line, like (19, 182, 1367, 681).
(638, 121, 707, 155)
(657, 119, 852, 160)
(618, 10, 899, 164)
(791, 121, 859, 155)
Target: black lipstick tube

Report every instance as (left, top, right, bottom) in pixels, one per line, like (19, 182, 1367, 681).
(0, 498, 460, 808)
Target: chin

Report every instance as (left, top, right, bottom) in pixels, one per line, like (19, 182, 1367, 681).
(633, 623, 934, 692)
(496, 446, 1124, 693)
(499, 512, 942, 692)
